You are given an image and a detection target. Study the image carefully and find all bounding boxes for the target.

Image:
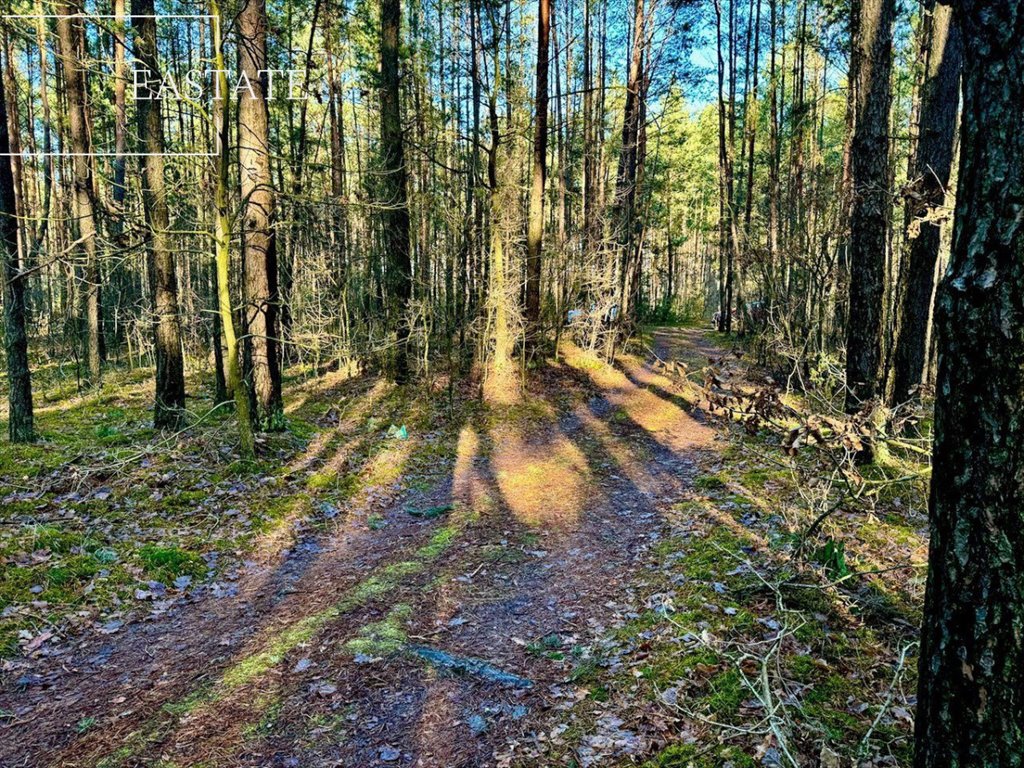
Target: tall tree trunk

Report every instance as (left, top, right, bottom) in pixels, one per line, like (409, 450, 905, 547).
(55, 0, 101, 385)
(238, 0, 284, 428)
(524, 0, 550, 336)
(888, 0, 960, 405)
(582, 0, 596, 261)
(134, 0, 186, 428)
(30, 0, 54, 283)
(843, 0, 894, 414)
(714, 0, 740, 333)
(112, 0, 127, 207)
(482, 14, 518, 403)
(767, 0, 781, 319)
(914, 2, 1024, 764)
(211, 0, 254, 456)
(743, 0, 761, 255)
(283, 0, 324, 352)
(380, 0, 413, 382)
(0, 43, 33, 442)
(614, 0, 646, 326)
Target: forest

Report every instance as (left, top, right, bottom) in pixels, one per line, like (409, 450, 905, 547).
(0, 0, 1020, 765)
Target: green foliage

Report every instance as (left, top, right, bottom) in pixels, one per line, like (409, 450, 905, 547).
(814, 538, 851, 579)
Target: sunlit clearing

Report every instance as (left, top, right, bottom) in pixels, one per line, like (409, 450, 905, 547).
(562, 342, 713, 451)
(283, 362, 361, 415)
(285, 379, 390, 477)
(491, 424, 589, 528)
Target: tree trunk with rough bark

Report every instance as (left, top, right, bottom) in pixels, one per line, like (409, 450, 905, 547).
(843, 0, 894, 413)
(524, 0, 550, 336)
(238, 0, 284, 428)
(0, 44, 33, 442)
(211, 0, 254, 456)
(379, 0, 413, 382)
(134, 0, 186, 429)
(889, 0, 960, 406)
(55, 0, 102, 385)
(914, 3, 1024, 765)
(614, 0, 646, 326)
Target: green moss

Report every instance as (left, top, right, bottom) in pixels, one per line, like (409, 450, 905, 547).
(804, 703, 862, 741)
(860, 515, 923, 550)
(705, 668, 744, 717)
(613, 610, 665, 642)
(47, 555, 101, 588)
(416, 524, 460, 559)
(0, 628, 19, 658)
(222, 612, 331, 688)
(804, 673, 856, 705)
(740, 468, 771, 486)
(306, 472, 335, 491)
(652, 536, 686, 559)
(789, 654, 818, 682)
(137, 545, 205, 582)
(526, 633, 566, 661)
(568, 656, 601, 684)
(345, 604, 412, 656)
(27, 525, 87, 554)
(483, 544, 530, 564)
(225, 459, 273, 478)
(160, 683, 213, 717)
(642, 744, 756, 768)
(161, 490, 208, 510)
(0, 565, 38, 607)
(675, 527, 746, 581)
(0, 443, 52, 477)
(639, 647, 720, 688)
(240, 696, 283, 741)
(794, 621, 826, 643)
(693, 473, 727, 491)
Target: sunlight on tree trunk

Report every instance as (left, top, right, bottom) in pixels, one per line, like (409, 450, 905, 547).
(211, 0, 254, 458)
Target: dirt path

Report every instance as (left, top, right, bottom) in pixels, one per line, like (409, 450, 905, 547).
(0, 328, 726, 768)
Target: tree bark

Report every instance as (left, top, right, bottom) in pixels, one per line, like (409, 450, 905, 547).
(914, 2, 1024, 764)
(211, 0, 254, 456)
(482, 12, 518, 403)
(524, 0, 550, 335)
(379, 0, 413, 382)
(714, 0, 740, 333)
(843, 0, 894, 413)
(614, 0, 647, 326)
(55, 0, 102, 385)
(888, 0, 960, 405)
(238, 0, 284, 428)
(134, 0, 186, 429)
(112, 0, 127, 207)
(0, 43, 33, 442)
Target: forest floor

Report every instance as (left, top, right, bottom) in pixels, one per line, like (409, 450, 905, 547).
(0, 328, 926, 768)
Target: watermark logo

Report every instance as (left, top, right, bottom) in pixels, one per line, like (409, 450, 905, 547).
(132, 66, 308, 102)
